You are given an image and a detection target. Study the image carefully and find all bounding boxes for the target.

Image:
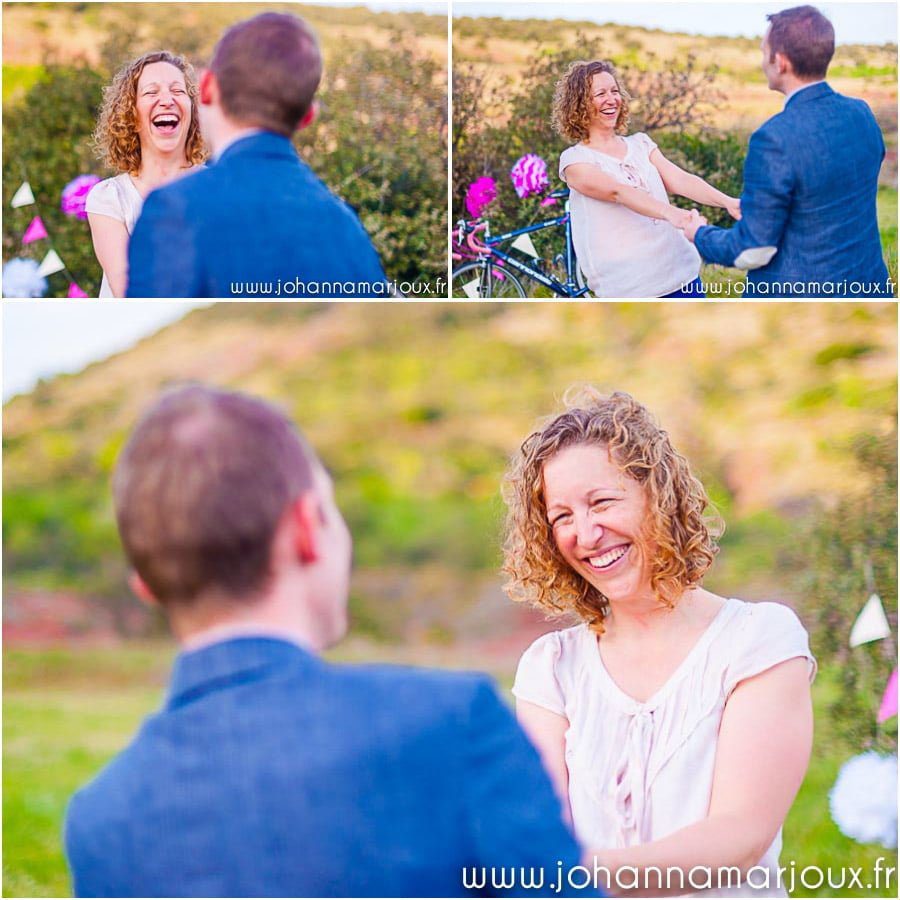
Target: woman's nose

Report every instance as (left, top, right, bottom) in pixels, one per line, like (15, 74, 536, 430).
(574, 513, 602, 547)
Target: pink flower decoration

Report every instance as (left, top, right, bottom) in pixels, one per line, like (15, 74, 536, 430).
(510, 154, 549, 199)
(67, 281, 89, 298)
(540, 197, 558, 207)
(61, 175, 101, 219)
(878, 669, 897, 723)
(465, 177, 497, 218)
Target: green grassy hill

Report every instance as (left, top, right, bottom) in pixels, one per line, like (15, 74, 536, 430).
(3, 302, 896, 639)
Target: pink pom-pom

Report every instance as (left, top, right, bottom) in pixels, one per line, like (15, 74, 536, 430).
(510, 154, 549, 199)
(465, 177, 497, 218)
(61, 175, 101, 219)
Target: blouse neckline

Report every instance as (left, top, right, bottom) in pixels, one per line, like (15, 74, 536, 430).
(589, 597, 738, 713)
(580, 136, 632, 163)
(122, 174, 147, 202)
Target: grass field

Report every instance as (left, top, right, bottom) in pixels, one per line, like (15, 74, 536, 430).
(3, 643, 896, 897)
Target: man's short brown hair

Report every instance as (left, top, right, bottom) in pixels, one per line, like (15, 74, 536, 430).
(113, 385, 315, 605)
(210, 12, 322, 136)
(766, 5, 835, 79)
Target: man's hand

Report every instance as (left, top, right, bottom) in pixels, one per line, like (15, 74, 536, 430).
(681, 208, 708, 243)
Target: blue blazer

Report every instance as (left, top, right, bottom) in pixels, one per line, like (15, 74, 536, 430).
(695, 83, 890, 298)
(65, 638, 584, 897)
(126, 133, 388, 298)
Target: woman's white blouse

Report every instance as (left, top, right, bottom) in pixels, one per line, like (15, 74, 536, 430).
(85, 175, 144, 298)
(513, 598, 816, 897)
(559, 133, 702, 298)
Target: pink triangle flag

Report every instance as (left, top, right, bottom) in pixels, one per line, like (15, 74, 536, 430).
(877, 668, 898, 723)
(67, 281, 89, 298)
(22, 216, 48, 244)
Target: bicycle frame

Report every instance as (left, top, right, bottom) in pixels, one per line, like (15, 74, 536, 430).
(472, 204, 590, 297)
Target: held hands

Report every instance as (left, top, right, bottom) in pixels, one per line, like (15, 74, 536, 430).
(726, 197, 742, 221)
(668, 206, 707, 243)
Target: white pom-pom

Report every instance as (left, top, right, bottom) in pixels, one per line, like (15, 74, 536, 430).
(3, 257, 48, 298)
(829, 752, 898, 848)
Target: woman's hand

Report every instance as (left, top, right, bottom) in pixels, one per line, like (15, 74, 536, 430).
(667, 206, 706, 231)
(726, 197, 742, 220)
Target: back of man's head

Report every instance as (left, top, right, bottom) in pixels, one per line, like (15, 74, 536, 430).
(209, 12, 322, 136)
(114, 384, 315, 606)
(766, 5, 835, 80)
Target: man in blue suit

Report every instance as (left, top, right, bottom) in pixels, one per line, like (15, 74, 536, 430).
(64, 385, 588, 897)
(684, 5, 892, 298)
(126, 14, 388, 298)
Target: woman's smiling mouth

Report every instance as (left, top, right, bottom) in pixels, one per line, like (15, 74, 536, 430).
(152, 114, 181, 135)
(587, 543, 631, 571)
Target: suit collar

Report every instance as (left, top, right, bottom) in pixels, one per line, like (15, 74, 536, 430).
(166, 636, 319, 710)
(216, 130, 299, 165)
(784, 80, 833, 109)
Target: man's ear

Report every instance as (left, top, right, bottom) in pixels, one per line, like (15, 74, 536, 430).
(199, 69, 216, 106)
(129, 571, 160, 608)
(296, 101, 318, 133)
(289, 492, 321, 564)
(774, 51, 792, 77)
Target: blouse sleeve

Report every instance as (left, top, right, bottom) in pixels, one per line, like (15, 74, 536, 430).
(85, 179, 124, 222)
(559, 145, 593, 183)
(723, 601, 817, 698)
(634, 132, 659, 158)
(511, 631, 566, 716)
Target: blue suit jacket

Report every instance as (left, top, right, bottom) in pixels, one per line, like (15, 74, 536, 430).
(65, 638, 584, 897)
(695, 83, 890, 297)
(126, 133, 388, 298)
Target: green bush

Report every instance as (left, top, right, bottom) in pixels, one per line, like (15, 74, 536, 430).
(298, 33, 447, 285)
(795, 427, 898, 752)
(2, 65, 106, 297)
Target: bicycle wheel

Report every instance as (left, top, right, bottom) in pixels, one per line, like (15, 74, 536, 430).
(451, 260, 527, 299)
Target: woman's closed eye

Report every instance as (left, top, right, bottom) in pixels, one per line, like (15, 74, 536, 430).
(549, 511, 573, 527)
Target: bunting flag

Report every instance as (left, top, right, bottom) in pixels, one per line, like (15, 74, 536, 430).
(511, 233, 540, 259)
(11, 181, 35, 208)
(462, 276, 482, 299)
(849, 593, 891, 647)
(22, 216, 48, 244)
(67, 281, 89, 298)
(878, 669, 898, 724)
(37, 248, 66, 277)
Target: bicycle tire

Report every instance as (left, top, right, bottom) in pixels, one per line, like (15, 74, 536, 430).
(451, 260, 527, 299)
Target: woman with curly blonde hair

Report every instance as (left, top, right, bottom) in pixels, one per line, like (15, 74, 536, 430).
(504, 389, 815, 896)
(554, 61, 740, 298)
(86, 51, 207, 297)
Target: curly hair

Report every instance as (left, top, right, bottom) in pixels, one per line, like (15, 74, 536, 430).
(552, 59, 631, 144)
(93, 51, 207, 176)
(502, 388, 722, 634)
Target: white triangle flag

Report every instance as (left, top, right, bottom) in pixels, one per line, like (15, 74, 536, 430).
(511, 233, 540, 258)
(462, 276, 482, 299)
(37, 248, 66, 277)
(849, 593, 891, 647)
(11, 181, 35, 208)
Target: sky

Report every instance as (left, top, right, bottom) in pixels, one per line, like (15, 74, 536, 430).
(452, 1, 897, 44)
(2, 302, 211, 401)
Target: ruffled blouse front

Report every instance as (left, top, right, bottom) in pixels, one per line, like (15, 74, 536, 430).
(512, 598, 817, 897)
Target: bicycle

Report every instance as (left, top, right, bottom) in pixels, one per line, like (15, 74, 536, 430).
(451, 188, 591, 298)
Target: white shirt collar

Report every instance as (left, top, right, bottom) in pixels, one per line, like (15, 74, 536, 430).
(213, 128, 266, 162)
(784, 80, 825, 106)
